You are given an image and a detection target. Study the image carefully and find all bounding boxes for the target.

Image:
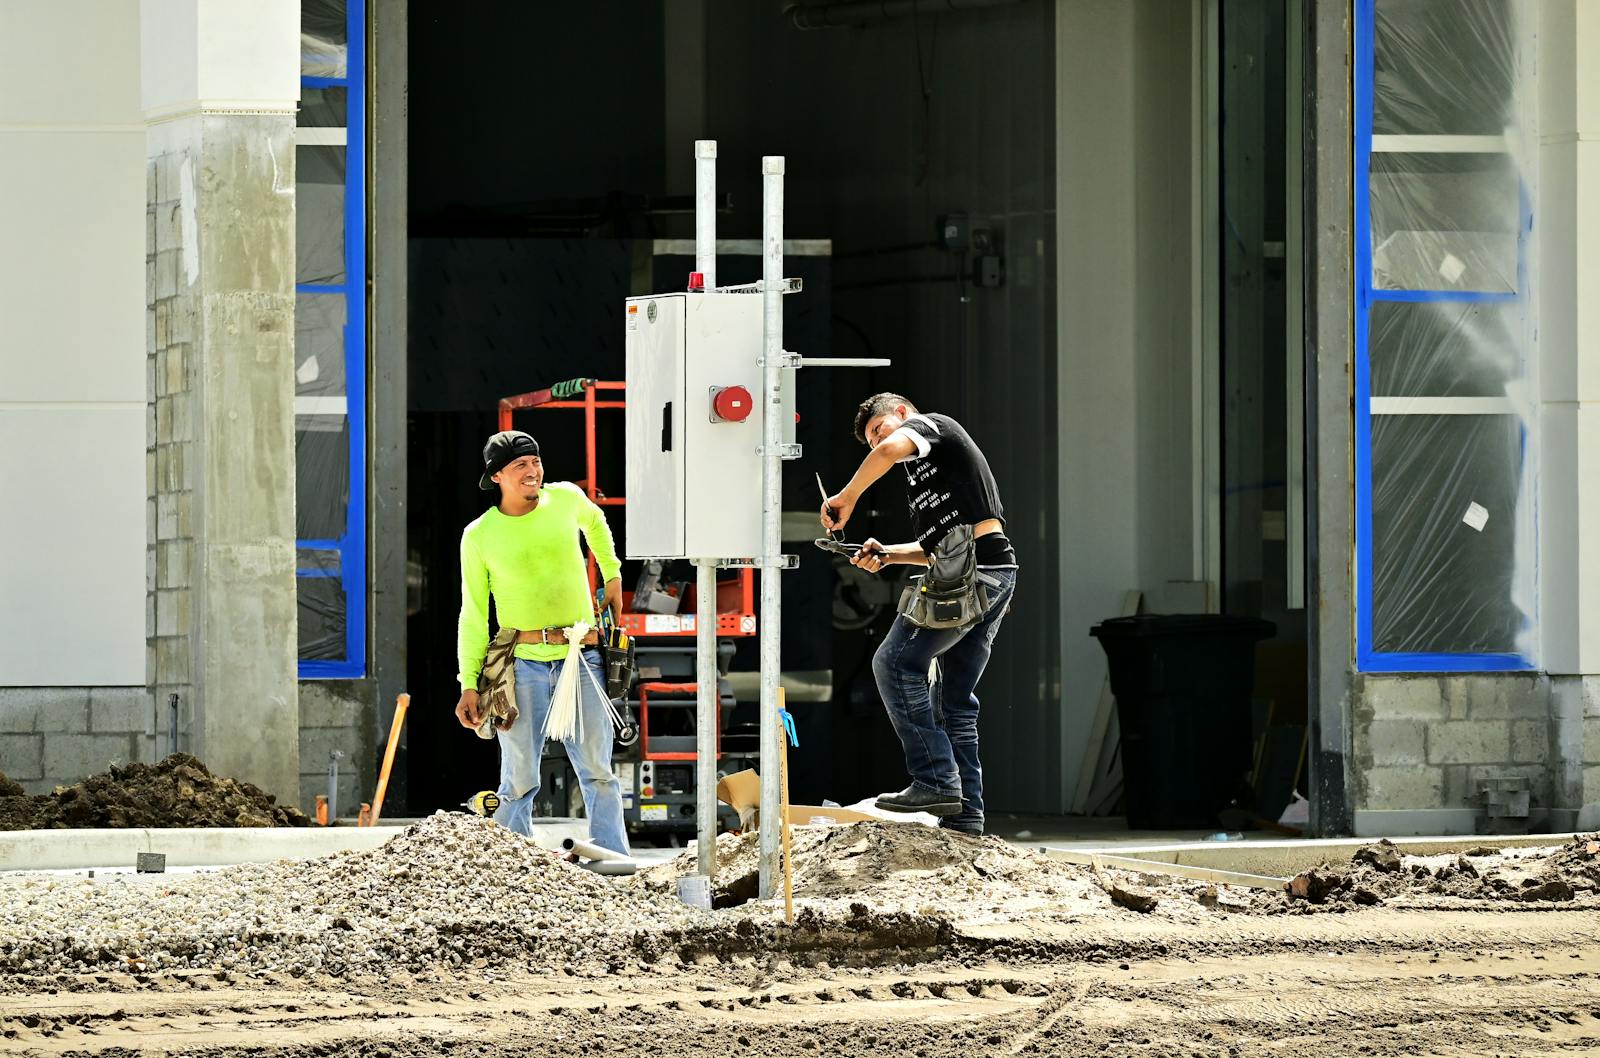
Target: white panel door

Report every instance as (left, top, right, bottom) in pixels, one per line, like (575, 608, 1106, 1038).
(624, 296, 686, 559)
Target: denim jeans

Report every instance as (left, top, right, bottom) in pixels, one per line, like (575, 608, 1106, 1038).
(493, 649, 630, 855)
(871, 568, 1017, 834)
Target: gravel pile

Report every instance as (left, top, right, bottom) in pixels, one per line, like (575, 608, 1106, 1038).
(0, 754, 310, 830)
(0, 813, 707, 980)
(636, 821, 1110, 923)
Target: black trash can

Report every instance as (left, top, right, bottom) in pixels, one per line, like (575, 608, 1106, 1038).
(1089, 614, 1275, 829)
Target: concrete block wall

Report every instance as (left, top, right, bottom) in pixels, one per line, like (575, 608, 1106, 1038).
(298, 683, 376, 817)
(0, 688, 151, 795)
(1353, 673, 1600, 834)
(146, 149, 197, 752)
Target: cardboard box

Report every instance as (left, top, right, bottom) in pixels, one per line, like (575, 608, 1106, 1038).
(715, 769, 878, 831)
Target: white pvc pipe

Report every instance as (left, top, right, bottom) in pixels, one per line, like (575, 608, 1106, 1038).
(757, 156, 785, 900)
(796, 357, 892, 368)
(695, 140, 717, 291)
(562, 836, 634, 864)
(581, 859, 639, 877)
(694, 140, 719, 886)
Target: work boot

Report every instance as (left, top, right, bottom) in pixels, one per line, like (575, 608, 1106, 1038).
(875, 785, 963, 817)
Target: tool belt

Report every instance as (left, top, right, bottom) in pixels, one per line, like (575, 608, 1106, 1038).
(601, 625, 637, 701)
(897, 523, 1002, 631)
(515, 626, 601, 647)
(474, 627, 521, 739)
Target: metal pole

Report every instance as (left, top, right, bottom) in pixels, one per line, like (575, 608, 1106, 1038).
(695, 563, 718, 878)
(695, 140, 717, 289)
(757, 156, 785, 899)
(694, 139, 720, 882)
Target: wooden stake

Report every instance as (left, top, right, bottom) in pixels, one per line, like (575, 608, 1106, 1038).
(368, 693, 410, 825)
(778, 687, 794, 925)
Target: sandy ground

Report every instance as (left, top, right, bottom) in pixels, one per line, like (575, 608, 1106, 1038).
(2, 910, 1597, 1057)
(2, 821, 1598, 1057)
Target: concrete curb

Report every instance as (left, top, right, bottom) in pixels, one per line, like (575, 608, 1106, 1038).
(1038, 832, 1582, 879)
(0, 818, 593, 872)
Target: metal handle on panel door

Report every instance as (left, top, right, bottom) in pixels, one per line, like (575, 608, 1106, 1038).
(661, 401, 673, 452)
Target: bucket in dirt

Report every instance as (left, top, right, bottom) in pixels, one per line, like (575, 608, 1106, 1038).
(676, 875, 712, 909)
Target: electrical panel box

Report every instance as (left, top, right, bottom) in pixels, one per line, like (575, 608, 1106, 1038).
(625, 292, 767, 560)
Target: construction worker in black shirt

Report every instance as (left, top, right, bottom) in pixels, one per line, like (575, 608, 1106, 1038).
(821, 393, 1018, 836)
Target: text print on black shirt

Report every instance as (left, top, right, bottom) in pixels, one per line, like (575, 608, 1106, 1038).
(889, 413, 1018, 569)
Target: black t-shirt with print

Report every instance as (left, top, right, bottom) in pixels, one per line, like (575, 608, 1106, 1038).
(893, 412, 1018, 567)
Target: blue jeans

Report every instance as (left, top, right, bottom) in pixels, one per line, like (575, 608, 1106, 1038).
(872, 568, 1017, 834)
(493, 649, 630, 855)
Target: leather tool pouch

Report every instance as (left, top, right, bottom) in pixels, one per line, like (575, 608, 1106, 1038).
(896, 524, 999, 630)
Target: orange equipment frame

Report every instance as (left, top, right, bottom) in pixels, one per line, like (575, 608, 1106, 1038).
(496, 379, 756, 639)
(637, 681, 721, 761)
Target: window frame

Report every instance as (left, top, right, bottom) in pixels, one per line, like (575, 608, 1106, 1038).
(296, 0, 367, 679)
(1352, 0, 1535, 673)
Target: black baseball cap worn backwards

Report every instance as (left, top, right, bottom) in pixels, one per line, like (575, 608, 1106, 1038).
(479, 431, 541, 491)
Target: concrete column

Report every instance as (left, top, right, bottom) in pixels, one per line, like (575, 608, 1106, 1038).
(142, 0, 300, 804)
(1538, 0, 1600, 828)
(1306, 0, 1354, 835)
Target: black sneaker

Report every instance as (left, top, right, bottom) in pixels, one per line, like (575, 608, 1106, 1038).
(875, 785, 963, 817)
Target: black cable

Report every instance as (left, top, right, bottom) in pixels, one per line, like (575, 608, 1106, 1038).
(911, 4, 932, 189)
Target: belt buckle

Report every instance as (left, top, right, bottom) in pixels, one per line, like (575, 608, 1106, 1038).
(539, 628, 552, 645)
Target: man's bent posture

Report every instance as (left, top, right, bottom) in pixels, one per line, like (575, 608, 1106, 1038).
(822, 394, 1018, 835)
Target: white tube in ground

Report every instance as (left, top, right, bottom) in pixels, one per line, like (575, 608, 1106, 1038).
(562, 836, 634, 864)
(694, 139, 720, 885)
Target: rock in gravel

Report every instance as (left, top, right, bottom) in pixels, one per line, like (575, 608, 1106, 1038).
(1286, 866, 1345, 903)
(1352, 839, 1402, 874)
(1517, 879, 1575, 902)
(1105, 881, 1159, 914)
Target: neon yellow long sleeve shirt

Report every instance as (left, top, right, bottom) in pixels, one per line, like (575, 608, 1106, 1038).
(457, 482, 623, 688)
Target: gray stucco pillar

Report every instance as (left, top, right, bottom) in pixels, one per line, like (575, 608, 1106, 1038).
(142, 0, 301, 804)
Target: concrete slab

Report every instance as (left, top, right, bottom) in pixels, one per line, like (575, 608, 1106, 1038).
(0, 818, 591, 873)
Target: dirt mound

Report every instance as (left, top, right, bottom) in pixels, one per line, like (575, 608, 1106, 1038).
(635, 821, 1105, 920)
(0, 753, 310, 829)
(0, 771, 24, 799)
(1282, 836, 1600, 909)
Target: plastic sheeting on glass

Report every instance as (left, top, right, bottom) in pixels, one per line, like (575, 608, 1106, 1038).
(297, 575, 347, 661)
(296, 146, 346, 286)
(1370, 152, 1520, 293)
(296, 419, 349, 541)
(1359, 0, 1536, 668)
(1371, 415, 1524, 653)
(295, 292, 347, 399)
(302, 0, 348, 78)
(299, 86, 347, 128)
(1373, 0, 1517, 136)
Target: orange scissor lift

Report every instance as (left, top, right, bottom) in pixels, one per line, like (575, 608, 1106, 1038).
(498, 378, 752, 773)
